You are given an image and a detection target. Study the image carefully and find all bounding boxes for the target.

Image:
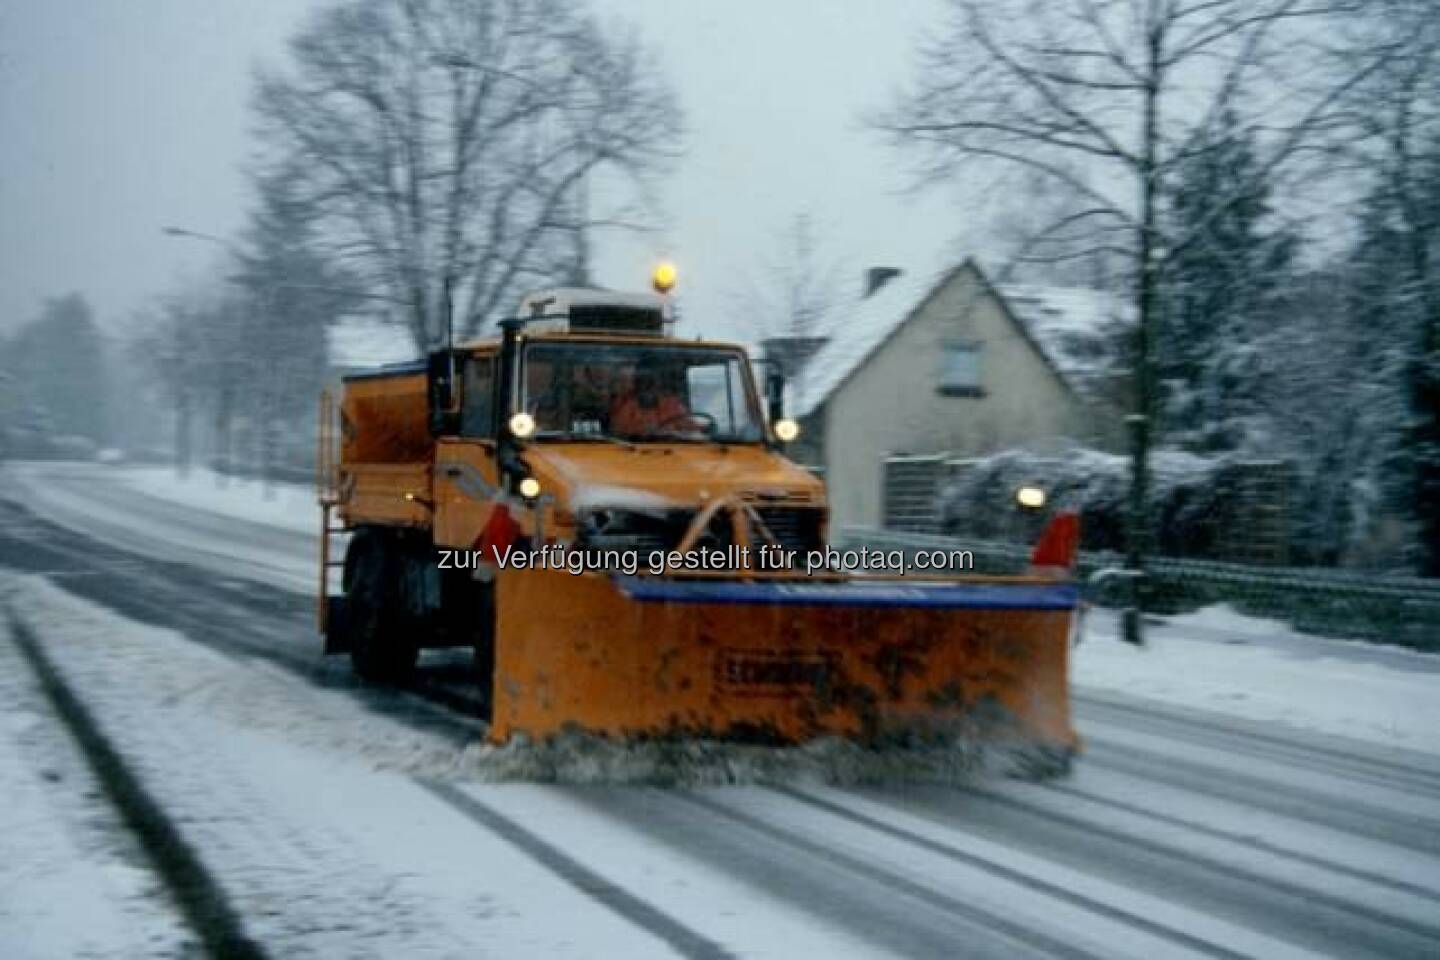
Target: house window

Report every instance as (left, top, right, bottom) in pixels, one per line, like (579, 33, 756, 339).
(938, 340, 984, 397)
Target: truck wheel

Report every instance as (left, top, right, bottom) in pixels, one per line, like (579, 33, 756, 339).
(346, 531, 419, 684)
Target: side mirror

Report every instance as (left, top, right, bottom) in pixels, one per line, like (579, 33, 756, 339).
(427, 350, 460, 435)
(753, 358, 785, 423)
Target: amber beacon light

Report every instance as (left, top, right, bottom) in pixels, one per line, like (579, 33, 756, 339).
(651, 260, 678, 294)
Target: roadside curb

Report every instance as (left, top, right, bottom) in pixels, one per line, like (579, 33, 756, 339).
(5, 604, 268, 960)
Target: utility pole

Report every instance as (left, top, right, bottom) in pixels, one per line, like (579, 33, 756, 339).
(1123, 17, 1165, 646)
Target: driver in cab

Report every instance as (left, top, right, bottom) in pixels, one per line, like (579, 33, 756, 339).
(610, 358, 697, 436)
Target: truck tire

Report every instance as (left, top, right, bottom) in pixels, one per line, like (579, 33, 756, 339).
(345, 529, 419, 684)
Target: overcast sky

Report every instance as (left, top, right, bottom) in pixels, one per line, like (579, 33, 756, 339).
(2, 0, 988, 342)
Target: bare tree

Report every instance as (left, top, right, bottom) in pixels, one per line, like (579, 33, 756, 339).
(988, 168, 1128, 289)
(253, 0, 681, 349)
(130, 283, 242, 477)
(732, 212, 847, 388)
(875, 0, 1389, 638)
(727, 212, 856, 444)
(230, 170, 359, 491)
(769, 213, 843, 343)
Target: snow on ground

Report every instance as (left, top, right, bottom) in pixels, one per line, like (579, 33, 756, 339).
(0, 614, 192, 959)
(0, 571, 1084, 958)
(1076, 605, 1440, 756)
(468, 786, 896, 959)
(740, 785, 1319, 960)
(114, 465, 316, 535)
(10, 460, 1440, 760)
(0, 574, 475, 780)
(0, 573, 682, 958)
(2, 462, 315, 594)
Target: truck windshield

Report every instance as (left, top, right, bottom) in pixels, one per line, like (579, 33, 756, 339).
(521, 342, 764, 443)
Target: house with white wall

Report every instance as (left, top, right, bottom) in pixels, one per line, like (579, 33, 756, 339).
(773, 259, 1124, 531)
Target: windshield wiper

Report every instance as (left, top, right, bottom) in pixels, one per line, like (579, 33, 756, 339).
(538, 431, 636, 450)
(645, 431, 745, 446)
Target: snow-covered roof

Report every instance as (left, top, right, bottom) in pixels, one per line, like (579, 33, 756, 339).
(784, 267, 944, 419)
(326, 318, 419, 371)
(999, 284, 1130, 400)
(778, 264, 1131, 418)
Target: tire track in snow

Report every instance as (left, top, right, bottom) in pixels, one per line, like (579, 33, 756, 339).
(1083, 738, 1440, 854)
(1075, 693, 1440, 799)
(4, 608, 268, 960)
(4, 468, 500, 722)
(959, 782, 1440, 944)
(5, 463, 314, 594)
(418, 780, 735, 960)
(673, 791, 1104, 960)
(0, 501, 486, 745)
(1040, 779, 1440, 905)
(770, 785, 1250, 960)
(867, 782, 1440, 959)
(556, 786, 1070, 959)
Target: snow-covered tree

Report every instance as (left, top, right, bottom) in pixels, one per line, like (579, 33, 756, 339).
(1325, 0, 1440, 573)
(1339, 147, 1440, 571)
(1159, 109, 1300, 454)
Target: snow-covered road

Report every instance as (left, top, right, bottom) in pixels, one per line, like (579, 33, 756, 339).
(2, 461, 1439, 958)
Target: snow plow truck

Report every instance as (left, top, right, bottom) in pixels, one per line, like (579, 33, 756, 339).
(317, 270, 1082, 760)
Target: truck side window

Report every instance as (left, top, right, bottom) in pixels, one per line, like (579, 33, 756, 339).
(461, 357, 495, 437)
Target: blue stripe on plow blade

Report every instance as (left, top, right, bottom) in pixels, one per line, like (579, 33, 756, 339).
(611, 577, 1080, 610)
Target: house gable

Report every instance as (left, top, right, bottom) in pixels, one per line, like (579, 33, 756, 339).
(816, 261, 1109, 528)
(997, 282, 1131, 404)
(796, 259, 1092, 421)
(787, 266, 947, 420)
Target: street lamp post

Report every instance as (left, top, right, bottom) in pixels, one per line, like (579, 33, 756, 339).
(161, 225, 241, 254)
(163, 225, 410, 306)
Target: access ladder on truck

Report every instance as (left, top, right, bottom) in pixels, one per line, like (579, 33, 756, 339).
(316, 389, 347, 640)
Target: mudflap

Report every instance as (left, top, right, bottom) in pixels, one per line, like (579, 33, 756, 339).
(490, 568, 1079, 756)
(323, 596, 352, 654)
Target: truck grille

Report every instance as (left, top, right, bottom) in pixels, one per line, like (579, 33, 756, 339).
(578, 506, 823, 559)
(752, 507, 823, 554)
(583, 531, 670, 555)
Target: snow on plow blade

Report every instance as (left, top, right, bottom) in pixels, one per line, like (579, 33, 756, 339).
(490, 567, 1080, 756)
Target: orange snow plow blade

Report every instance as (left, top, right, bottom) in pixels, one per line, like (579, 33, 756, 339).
(489, 566, 1080, 756)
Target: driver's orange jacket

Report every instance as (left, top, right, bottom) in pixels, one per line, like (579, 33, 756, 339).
(610, 393, 690, 435)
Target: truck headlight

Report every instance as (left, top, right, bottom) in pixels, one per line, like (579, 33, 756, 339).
(1016, 486, 1046, 509)
(773, 418, 800, 443)
(508, 412, 536, 438)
